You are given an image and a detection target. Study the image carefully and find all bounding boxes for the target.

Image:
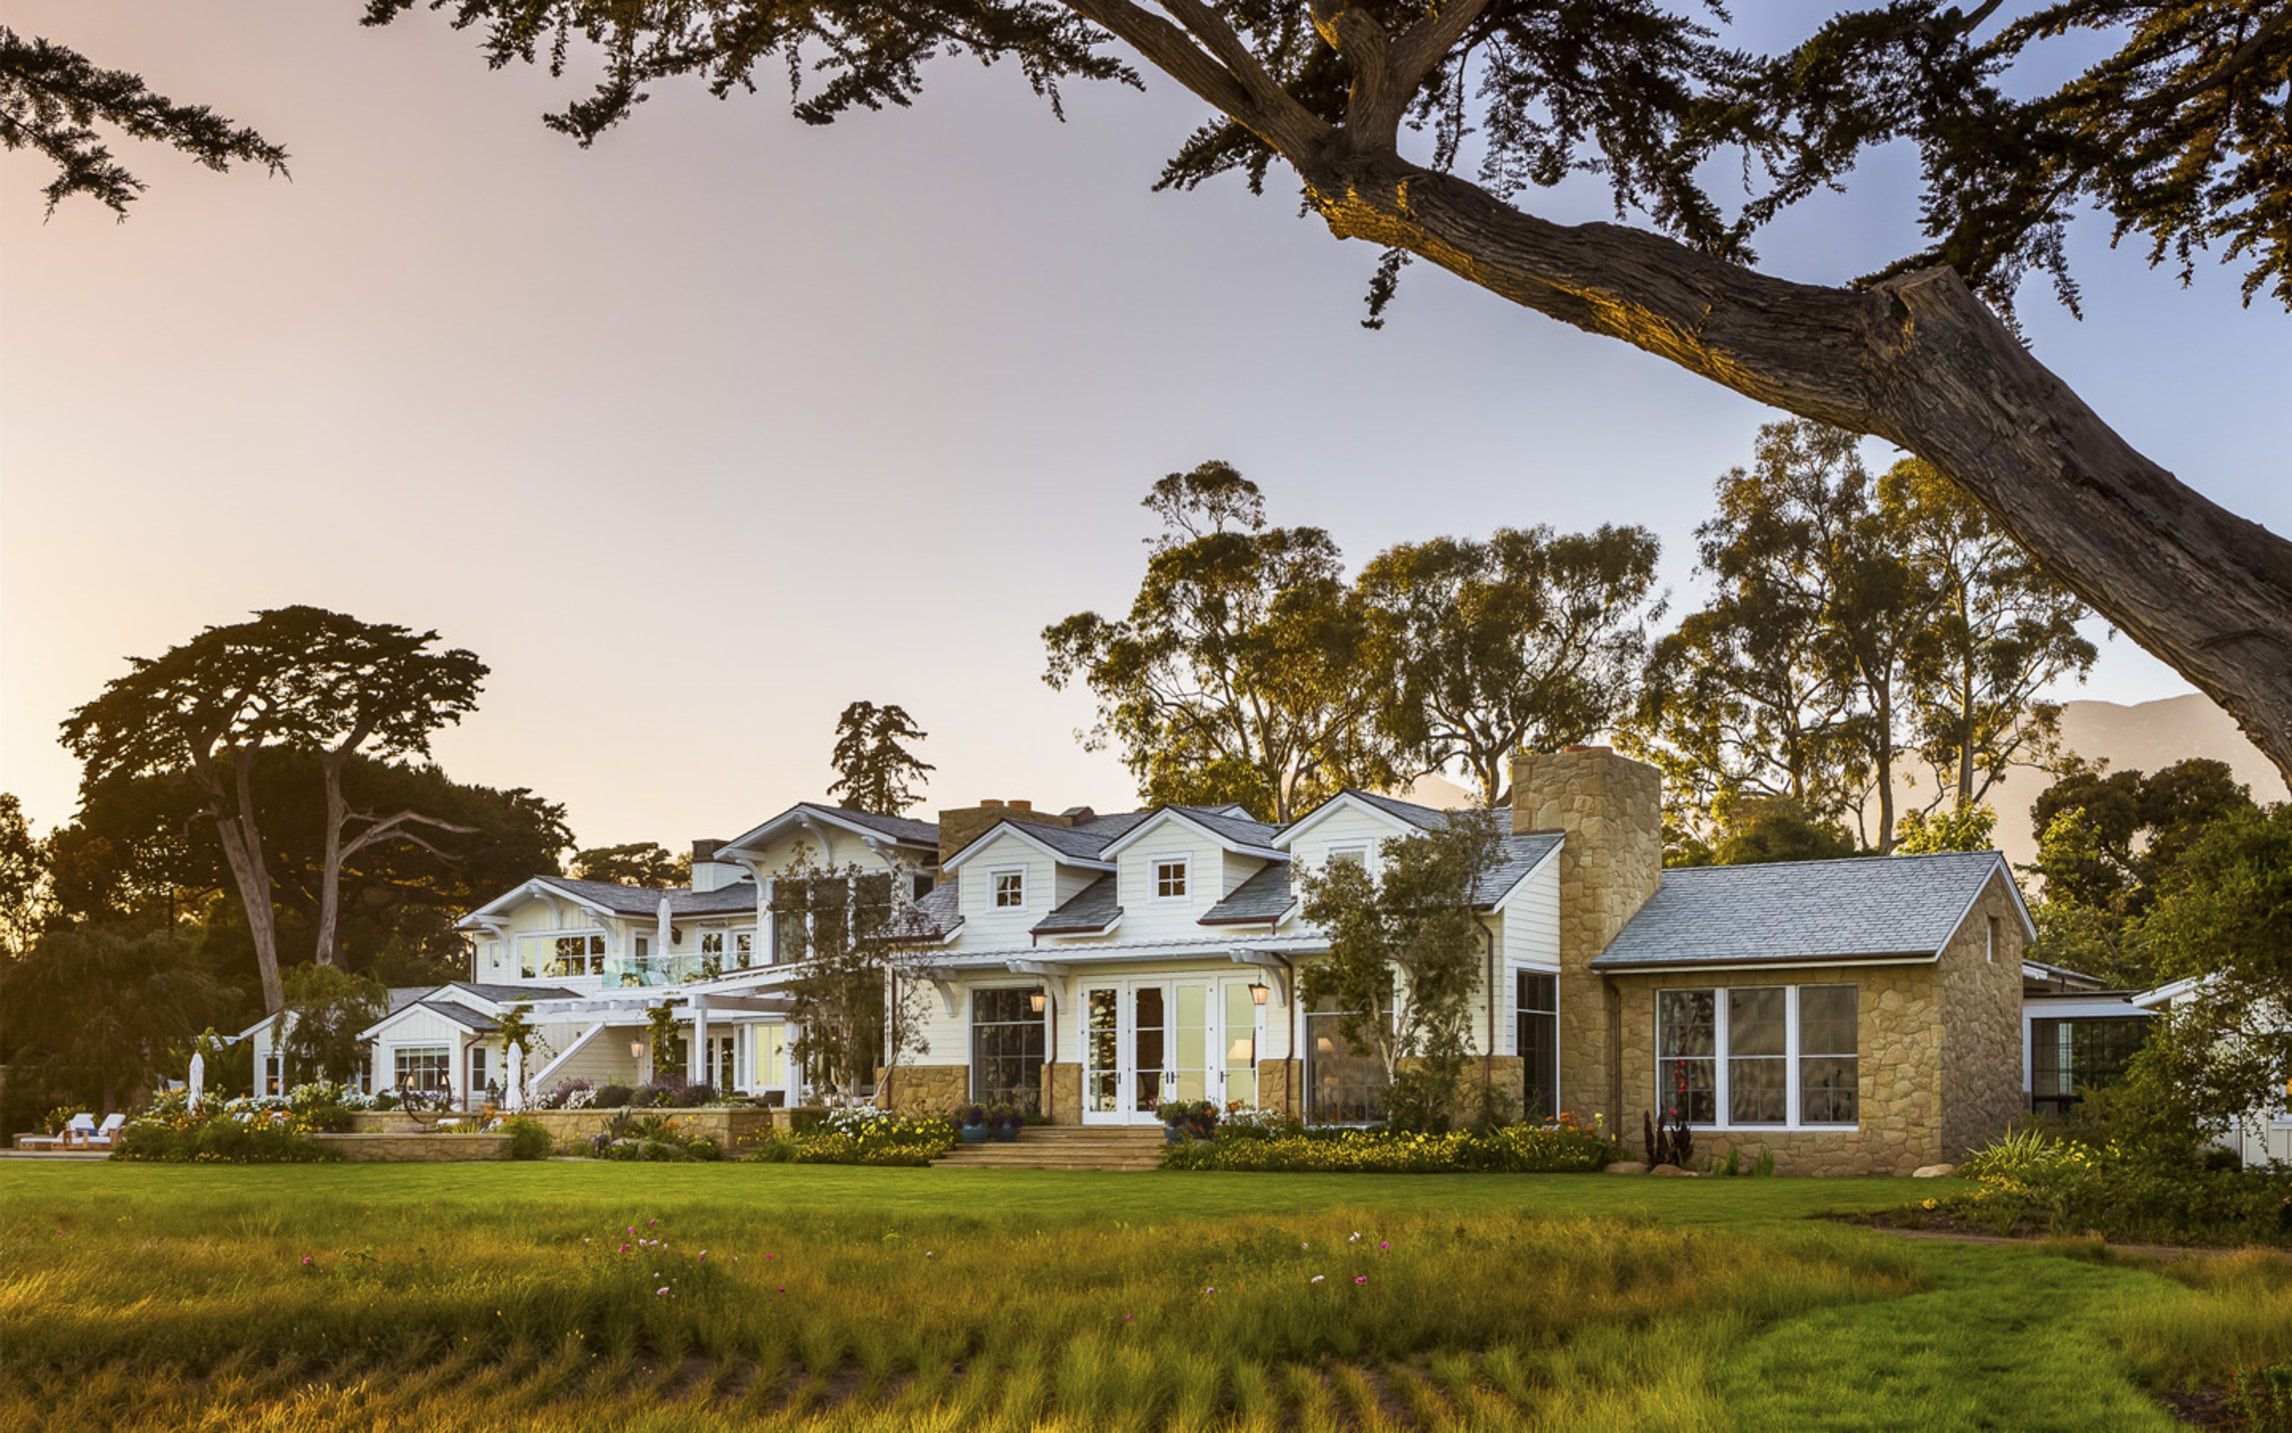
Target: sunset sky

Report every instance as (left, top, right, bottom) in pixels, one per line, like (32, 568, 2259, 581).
(4, 2, 2288, 852)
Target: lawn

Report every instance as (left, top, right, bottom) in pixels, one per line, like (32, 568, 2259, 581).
(3, 1163, 2287, 1431)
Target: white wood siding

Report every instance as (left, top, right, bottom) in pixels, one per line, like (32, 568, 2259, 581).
(1111, 823, 1225, 941)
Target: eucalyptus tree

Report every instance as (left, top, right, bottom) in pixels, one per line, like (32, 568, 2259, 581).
(571, 841, 690, 887)
(1357, 524, 1662, 804)
(1044, 461, 1395, 821)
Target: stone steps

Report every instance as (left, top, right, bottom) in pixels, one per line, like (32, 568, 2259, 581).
(932, 1126, 1170, 1171)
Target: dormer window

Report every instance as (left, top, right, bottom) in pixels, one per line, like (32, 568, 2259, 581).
(1328, 845, 1369, 871)
(1154, 858, 1190, 899)
(993, 869, 1026, 909)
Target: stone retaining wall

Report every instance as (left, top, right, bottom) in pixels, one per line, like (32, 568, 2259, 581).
(315, 1133, 510, 1163)
(344, 1106, 776, 1154)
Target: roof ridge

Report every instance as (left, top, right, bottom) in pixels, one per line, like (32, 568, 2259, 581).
(1662, 849, 1999, 875)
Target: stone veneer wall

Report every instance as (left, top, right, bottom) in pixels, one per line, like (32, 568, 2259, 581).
(1042, 1063, 1081, 1124)
(1940, 869, 2028, 1161)
(1509, 748, 1663, 1127)
(1257, 1059, 1304, 1121)
(881, 1064, 968, 1115)
(346, 1107, 777, 1154)
(1608, 963, 1945, 1176)
(316, 1133, 511, 1162)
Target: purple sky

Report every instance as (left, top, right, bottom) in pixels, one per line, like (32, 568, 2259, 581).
(4, 2, 2287, 850)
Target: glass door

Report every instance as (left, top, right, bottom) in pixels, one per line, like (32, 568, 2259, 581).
(1170, 982, 1213, 1105)
(1220, 981, 1260, 1107)
(1083, 986, 1123, 1124)
(1129, 984, 1169, 1121)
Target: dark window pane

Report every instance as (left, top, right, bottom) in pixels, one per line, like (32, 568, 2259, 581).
(1729, 987, 1785, 1057)
(1658, 990, 1715, 1058)
(1728, 1056, 1786, 1124)
(1799, 986, 1858, 1056)
(1800, 1056, 1858, 1124)
(1658, 1056, 1715, 1125)
(971, 986, 1046, 1112)
(1306, 991, 1390, 1123)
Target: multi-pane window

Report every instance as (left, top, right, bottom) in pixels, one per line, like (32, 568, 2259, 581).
(1657, 985, 1860, 1129)
(732, 931, 755, 969)
(773, 907, 809, 963)
(2029, 1016, 2148, 1113)
(1516, 971, 1559, 1121)
(393, 1046, 452, 1094)
(1656, 990, 1718, 1125)
(1727, 988, 1787, 1124)
(528, 932, 604, 978)
(993, 869, 1026, 909)
(1327, 846, 1368, 871)
(972, 987, 1047, 1112)
(700, 932, 726, 960)
(1154, 859, 1189, 898)
(262, 1053, 285, 1097)
(1306, 991, 1392, 1123)
(470, 1045, 491, 1102)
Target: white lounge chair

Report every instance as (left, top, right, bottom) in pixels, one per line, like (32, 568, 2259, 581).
(84, 1114, 127, 1149)
(60, 1113, 97, 1148)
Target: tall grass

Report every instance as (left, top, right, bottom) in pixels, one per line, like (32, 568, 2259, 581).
(3, 1186, 1919, 1430)
(2112, 1249, 2292, 1390)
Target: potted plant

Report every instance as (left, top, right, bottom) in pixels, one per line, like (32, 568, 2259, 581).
(958, 1104, 990, 1144)
(1157, 1100, 1190, 1144)
(989, 1104, 1022, 1142)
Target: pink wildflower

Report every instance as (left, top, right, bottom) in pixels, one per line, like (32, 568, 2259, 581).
(1354, 1275, 1369, 1285)
(655, 1286, 670, 1297)
(301, 1255, 314, 1267)
(617, 1243, 630, 1254)
(698, 1251, 708, 1262)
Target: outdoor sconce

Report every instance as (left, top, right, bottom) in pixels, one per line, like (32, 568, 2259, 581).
(1248, 981, 1270, 1007)
(630, 1039, 646, 1059)
(1029, 991, 1047, 1015)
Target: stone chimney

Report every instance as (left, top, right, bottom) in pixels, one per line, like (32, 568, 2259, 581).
(1510, 746, 1663, 1125)
(935, 799, 1074, 869)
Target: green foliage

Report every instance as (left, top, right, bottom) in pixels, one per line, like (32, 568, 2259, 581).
(1893, 800, 1999, 855)
(1631, 424, 2092, 853)
(1164, 1117, 1617, 1173)
(2233, 1361, 2292, 1433)
(1043, 461, 1396, 822)
(1297, 809, 1506, 1132)
(499, 1116, 554, 1161)
(111, 1109, 337, 1164)
(1932, 1124, 2292, 1247)
(0, 26, 287, 215)
(2115, 804, 2292, 1138)
(569, 841, 688, 887)
(0, 922, 224, 1110)
(750, 1113, 959, 1167)
(1357, 525, 1663, 803)
(275, 965, 388, 1087)
(0, 792, 44, 959)
(826, 701, 934, 816)
(773, 857, 937, 1098)
(1688, 797, 1860, 867)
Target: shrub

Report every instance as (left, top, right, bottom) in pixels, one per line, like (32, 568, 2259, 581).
(113, 1113, 336, 1164)
(536, 1079, 594, 1111)
(1216, 1105, 1300, 1141)
(2233, 1362, 2292, 1433)
(40, 1105, 79, 1135)
(671, 1082, 715, 1109)
(286, 1081, 357, 1132)
(1165, 1115, 1616, 1174)
(500, 1116, 554, 1161)
(1930, 1125, 2292, 1246)
(747, 1112, 958, 1166)
(592, 1084, 634, 1108)
(1155, 1099, 1219, 1139)
(583, 1109, 722, 1161)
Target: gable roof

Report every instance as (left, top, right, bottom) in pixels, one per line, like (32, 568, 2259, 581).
(535, 877, 759, 919)
(1101, 805, 1286, 861)
(446, 981, 581, 1005)
(716, 801, 939, 860)
(942, 818, 1119, 874)
(1196, 831, 1563, 926)
(910, 880, 964, 939)
(1032, 874, 1122, 935)
(417, 1000, 499, 1033)
(1590, 851, 2030, 971)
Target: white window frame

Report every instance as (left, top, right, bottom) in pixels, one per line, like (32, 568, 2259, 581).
(392, 1044, 454, 1094)
(1326, 843, 1370, 873)
(1152, 856, 1191, 900)
(519, 929, 606, 979)
(1986, 915, 1999, 964)
(732, 929, 756, 968)
(992, 868, 1027, 910)
(700, 931, 726, 959)
(1656, 983, 1860, 1131)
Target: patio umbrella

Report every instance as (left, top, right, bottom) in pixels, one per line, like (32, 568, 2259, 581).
(187, 1050, 205, 1113)
(504, 1041, 524, 1112)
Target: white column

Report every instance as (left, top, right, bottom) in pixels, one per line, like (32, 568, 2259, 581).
(655, 896, 672, 974)
(690, 996, 710, 1087)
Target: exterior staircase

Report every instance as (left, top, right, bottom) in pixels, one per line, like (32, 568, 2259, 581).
(931, 1125, 1168, 1172)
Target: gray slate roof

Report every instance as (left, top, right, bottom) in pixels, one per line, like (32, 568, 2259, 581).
(1199, 863, 1296, 925)
(384, 986, 432, 1014)
(418, 1000, 500, 1032)
(448, 981, 581, 1004)
(1167, 805, 1285, 851)
(1591, 851, 2008, 970)
(1003, 819, 1127, 863)
(796, 803, 940, 848)
(1033, 875, 1122, 934)
(1196, 831, 1562, 924)
(911, 881, 963, 938)
(1339, 788, 1462, 832)
(541, 876, 758, 918)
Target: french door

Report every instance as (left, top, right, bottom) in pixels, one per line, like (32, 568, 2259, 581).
(1081, 977, 1260, 1125)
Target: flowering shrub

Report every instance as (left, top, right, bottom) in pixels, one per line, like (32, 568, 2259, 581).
(749, 1112, 958, 1166)
(1155, 1100, 1220, 1138)
(585, 1110, 722, 1161)
(1215, 1105, 1297, 1140)
(1930, 1126, 2292, 1246)
(1165, 1114, 1616, 1173)
(111, 1099, 338, 1163)
(40, 1105, 79, 1135)
(537, 1079, 596, 1110)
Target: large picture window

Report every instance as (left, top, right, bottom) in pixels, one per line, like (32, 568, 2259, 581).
(1305, 991, 1391, 1124)
(519, 932, 603, 978)
(972, 987, 1046, 1112)
(2028, 1015, 2148, 1113)
(393, 1046, 452, 1094)
(1657, 984, 1859, 1129)
(1517, 971, 1559, 1121)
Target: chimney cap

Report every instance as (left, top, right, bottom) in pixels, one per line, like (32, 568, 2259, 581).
(980, 798, 1004, 808)
(1008, 799, 1033, 813)
(691, 837, 724, 860)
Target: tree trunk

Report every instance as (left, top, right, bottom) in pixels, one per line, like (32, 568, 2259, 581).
(1299, 152, 2292, 787)
(315, 748, 348, 967)
(191, 745, 284, 1013)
